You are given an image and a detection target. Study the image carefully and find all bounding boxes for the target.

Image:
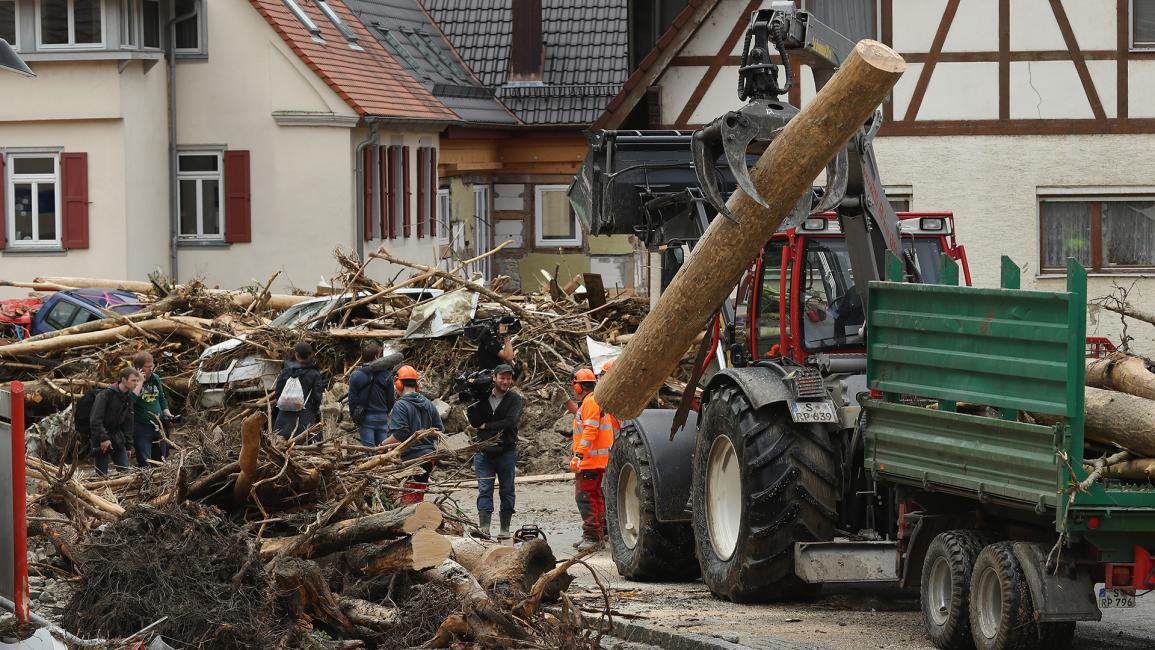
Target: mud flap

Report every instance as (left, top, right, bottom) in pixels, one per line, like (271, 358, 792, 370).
(628, 409, 698, 523)
(1012, 542, 1102, 622)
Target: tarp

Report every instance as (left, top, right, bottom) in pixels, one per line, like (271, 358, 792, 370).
(403, 288, 480, 339)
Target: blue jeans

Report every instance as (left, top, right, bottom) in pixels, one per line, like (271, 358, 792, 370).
(358, 412, 390, 447)
(133, 421, 168, 467)
(473, 449, 516, 513)
(94, 441, 129, 476)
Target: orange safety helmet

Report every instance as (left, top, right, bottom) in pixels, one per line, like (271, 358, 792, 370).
(394, 365, 420, 393)
(598, 359, 615, 377)
(572, 367, 597, 395)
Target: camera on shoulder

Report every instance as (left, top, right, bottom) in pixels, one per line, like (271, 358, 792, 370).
(452, 368, 495, 403)
(464, 314, 522, 343)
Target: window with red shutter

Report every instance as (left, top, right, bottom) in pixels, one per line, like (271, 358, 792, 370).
(387, 146, 399, 239)
(61, 152, 89, 250)
(402, 146, 411, 238)
(223, 150, 251, 243)
(416, 147, 426, 239)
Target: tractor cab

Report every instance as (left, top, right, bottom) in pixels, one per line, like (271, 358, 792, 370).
(720, 212, 970, 369)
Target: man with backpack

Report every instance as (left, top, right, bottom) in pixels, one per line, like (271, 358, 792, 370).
(348, 342, 402, 447)
(90, 367, 143, 475)
(273, 342, 326, 442)
(383, 366, 442, 503)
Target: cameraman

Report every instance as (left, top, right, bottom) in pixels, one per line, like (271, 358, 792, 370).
(466, 364, 524, 540)
(473, 320, 515, 371)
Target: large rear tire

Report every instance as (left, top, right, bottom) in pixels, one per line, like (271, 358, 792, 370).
(691, 385, 838, 602)
(604, 422, 699, 580)
(920, 530, 996, 650)
(968, 542, 1036, 650)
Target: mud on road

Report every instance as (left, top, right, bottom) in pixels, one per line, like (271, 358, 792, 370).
(449, 479, 1155, 650)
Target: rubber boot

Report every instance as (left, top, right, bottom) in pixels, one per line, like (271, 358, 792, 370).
(498, 511, 513, 541)
(478, 511, 492, 537)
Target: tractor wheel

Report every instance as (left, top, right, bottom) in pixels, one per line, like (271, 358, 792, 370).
(604, 422, 699, 580)
(969, 542, 1037, 650)
(691, 385, 838, 602)
(921, 530, 997, 650)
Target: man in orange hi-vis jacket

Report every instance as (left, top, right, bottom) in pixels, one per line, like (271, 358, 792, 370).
(569, 367, 615, 550)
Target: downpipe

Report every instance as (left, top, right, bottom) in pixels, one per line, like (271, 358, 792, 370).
(352, 121, 380, 260)
(166, 4, 198, 283)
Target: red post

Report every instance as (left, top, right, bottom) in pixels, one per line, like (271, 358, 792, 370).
(10, 381, 27, 623)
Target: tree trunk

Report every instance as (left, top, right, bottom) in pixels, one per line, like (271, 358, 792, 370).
(1034, 387, 1155, 457)
(259, 502, 442, 561)
(271, 558, 353, 632)
(343, 529, 451, 576)
(0, 317, 210, 357)
(448, 537, 558, 598)
(421, 558, 528, 649)
(1102, 458, 1155, 481)
(33, 276, 310, 309)
(1086, 353, 1155, 400)
(232, 413, 265, 504)
(337, 597, 400, 631)
(593, 40, 907, 418)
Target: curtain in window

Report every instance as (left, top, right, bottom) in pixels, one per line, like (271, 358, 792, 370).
(1103, 200, 1155, 267)
(1041, 201, 1091, 268)
(1135, 0, 1155, 45)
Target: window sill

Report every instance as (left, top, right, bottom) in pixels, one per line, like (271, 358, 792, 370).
(19, 50, 165, 63)
(2, 247, 66, 257)
(535, 241, 584, 249)
(177, 239, 230, 249)
(175, 51, 208, 61)
(1037, 271, 1155, 279)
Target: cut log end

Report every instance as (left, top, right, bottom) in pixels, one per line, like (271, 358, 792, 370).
(856, 39, 906, 73)
(410, 528, 452, 571)
(401, 501, 443, 535)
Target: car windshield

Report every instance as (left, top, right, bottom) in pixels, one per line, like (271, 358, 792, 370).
(800, 236, 945, 352)
(270, 299, 344, 328)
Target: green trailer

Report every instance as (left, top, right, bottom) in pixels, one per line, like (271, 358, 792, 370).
(860, 256, 1155, 650)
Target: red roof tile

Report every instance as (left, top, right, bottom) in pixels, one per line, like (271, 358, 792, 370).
(249, 0, 458, 121)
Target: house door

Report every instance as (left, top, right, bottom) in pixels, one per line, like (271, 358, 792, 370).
(472, 186, 491, 281)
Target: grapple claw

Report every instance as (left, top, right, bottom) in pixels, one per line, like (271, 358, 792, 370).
(691, 118, 740, 224)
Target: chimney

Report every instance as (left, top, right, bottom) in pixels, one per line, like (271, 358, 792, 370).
(508, 0, 543, 84)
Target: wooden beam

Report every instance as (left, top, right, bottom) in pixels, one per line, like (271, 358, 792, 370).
(999, 0, 1010, 120)
(1118, 0, 1130, 119)
(903, 0, 961, 122)
(1050, 0, 1107, 120)
(674, 0, 762, 128)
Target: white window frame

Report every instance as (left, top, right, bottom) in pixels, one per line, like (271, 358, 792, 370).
(172, 0, 205, 55)
(36, 0, 106, 49)
(884, 185, 913, 212)
(534, 184, 582, 248)
(6, 153, 62, 249)
(1, 0, 21, 51)
(472, 185, 491, 280)
(437, 188, 451, 244)
(1037, 189, 1155, 274)
(176, 150, 224, 241)
(1132, 0, 1155, 50)
(119, 0, 137, 48)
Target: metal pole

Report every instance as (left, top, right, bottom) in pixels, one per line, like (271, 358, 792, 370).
(9, 381, 25, 625)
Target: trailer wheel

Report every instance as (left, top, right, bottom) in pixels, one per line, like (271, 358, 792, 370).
(969, 542, 1035, 650)
(691, 385, 838, 602)
(604, 422, 699, 580)
(921, 530, 996, 650)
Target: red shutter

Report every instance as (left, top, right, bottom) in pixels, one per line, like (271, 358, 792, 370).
(416, 147, 426, 239)
(224, 150, 252, 243)
(402, 146, 411, 238)
(379, 146, 390, 240)
(430, 147, 438, 238)
(0, 155, 6, 250)
(387, 146, 398, 239)
(61, 152, 89, 249)
(362, 147, 373, 241)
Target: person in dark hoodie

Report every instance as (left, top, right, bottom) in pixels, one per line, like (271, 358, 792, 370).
(347, 342, 402, 447)
(272, 341, 326, 442)
(91, 367, 142, 475)
(382, 365, 442, 503)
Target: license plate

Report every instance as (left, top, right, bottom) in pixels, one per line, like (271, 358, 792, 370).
(1098, 587, 1136, 608)
(790, 401, 837, 423)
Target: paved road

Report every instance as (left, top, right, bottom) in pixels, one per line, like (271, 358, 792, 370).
(448, 480, 1155, 649)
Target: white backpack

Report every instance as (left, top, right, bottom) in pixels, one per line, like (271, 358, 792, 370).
(277, 376, 306, 412)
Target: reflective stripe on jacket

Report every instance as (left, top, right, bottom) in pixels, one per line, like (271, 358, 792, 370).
(572, 394, 614, 470)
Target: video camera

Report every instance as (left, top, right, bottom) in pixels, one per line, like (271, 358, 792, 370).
(463, 314, 522, 343)
(452, 368, 495, 403)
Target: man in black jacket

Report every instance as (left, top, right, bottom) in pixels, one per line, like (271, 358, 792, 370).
(91, 367, 142, 475)
(273, 342, 327, 442)
(348, 342, 401, 447)
(466, 364, 524, 540)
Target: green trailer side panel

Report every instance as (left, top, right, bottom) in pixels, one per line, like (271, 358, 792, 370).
(865, 401, 1059, 508)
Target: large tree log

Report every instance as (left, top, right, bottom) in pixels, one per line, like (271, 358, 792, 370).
(1101, 458, 1155, 480)
(232, 413, 265, 504)
(447, 537, 558, 598)
(33, 276, 311, 309)
(259, 501, 442, 561)
(0, 317, 210, 357)
(1034, 387, 1155, 457)
(594, 40, 906, 418)
(271, 558, 353, 632)
(421, 558, 528, 649)
(1086, 353, 1155, 400)
(337, 597, 399, 631)
(343, 528, 451, 576)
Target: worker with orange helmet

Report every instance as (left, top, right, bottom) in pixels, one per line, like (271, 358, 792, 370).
(596, 360, 621, 439)
(383, 365, 443, 503)
(569, 367, 615, 550)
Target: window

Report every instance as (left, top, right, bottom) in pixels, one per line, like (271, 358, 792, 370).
(0, 1, 17, 49)
(173, 0, 203, 53)
(1040, 197, 1155, 272)
(39, 0, 103, 48)
(7, 154, 60, 248)
(42, 300, 80, 330)
(141, 0, 158, 47)
(316, 0, 359, 47)
(471, 186, 491, 279)
(283, 0, 322, 41)
(885, 188, 912, 212)
(535, 185, 581, 247)
(177, 152, 223, 240)
(120, 0, 136, 47)
(628, 0, 687, 70)
(416, 146, 436, 238)
(1133, 0, 1155, 49)
(437, 189, 451, 244)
